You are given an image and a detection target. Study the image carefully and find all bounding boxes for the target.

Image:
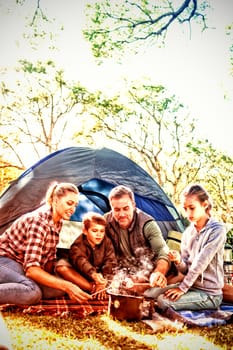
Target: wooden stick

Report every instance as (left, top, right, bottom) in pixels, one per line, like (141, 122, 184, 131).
(91, 287, 109, 297)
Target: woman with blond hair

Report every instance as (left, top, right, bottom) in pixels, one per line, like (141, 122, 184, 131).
(0, 182, 90, 305)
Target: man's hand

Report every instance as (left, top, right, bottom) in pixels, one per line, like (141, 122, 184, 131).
(149, 271, 167, 288)
(168, 250, 181, 265)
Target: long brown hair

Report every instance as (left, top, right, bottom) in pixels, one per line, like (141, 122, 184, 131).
(182, 184, 213, 216)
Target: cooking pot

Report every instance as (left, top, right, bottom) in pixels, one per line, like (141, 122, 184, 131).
(107, 290, 144, 321)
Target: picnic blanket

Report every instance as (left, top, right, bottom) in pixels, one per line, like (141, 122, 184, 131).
(163, 304, 233, 327)
(0, 296, 109, 318)
(1, 297, 232, 327)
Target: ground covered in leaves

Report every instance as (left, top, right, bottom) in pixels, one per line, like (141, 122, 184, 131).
(3, 311, 233, 350)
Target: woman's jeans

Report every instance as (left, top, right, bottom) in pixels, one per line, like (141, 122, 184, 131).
(0, 257, 65, 305)
(157, 287, 222, 311)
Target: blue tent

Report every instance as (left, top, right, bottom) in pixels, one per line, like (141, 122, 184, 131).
(0, 146, 184, 238)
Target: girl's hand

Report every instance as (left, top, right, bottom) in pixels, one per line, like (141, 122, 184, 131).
(164, 287, 184, 301)
(168, 250, 181, 265)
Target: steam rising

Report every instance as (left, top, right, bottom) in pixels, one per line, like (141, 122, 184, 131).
(109, 247, 155, 295)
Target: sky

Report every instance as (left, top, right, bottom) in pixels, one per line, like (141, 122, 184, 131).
(0, 0, 233, 160)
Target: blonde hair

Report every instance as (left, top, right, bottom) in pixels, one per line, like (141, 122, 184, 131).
(82, 212, 106, 231)
(181, 184, 213, 216)
(46, 182, 79, 206)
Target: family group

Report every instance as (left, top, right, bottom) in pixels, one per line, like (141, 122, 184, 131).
(0, 182, 228, 313)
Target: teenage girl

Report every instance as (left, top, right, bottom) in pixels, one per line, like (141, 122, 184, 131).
(157, 184, 227, 311)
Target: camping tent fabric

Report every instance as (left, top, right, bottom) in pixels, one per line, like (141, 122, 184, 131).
(0, 146, 184, 237)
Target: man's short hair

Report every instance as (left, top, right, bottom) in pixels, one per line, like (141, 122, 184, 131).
(108, 185, 135, 203)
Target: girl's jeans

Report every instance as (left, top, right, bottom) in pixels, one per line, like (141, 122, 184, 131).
(157, 288, 222, 311)
(0, 257, 65, 305)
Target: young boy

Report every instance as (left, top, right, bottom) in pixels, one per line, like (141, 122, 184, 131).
(56, 212, 117, 299)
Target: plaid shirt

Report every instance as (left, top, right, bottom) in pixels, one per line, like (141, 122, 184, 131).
(0, 206, 62, 272)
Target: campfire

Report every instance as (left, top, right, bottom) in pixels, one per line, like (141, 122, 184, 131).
(92, 252, 156, 321)
(107, 267, 151, 295)
(105, 270, 154, 321)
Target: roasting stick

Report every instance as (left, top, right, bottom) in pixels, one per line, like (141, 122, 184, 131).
(131, 282, 150, 286)
(91, 281, 150, 296)
(91, 286, 109, 297)
(123, 281, 150, 288)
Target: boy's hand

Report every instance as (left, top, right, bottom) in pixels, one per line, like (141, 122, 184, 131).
(92, 283, 108, 300)
(91, 272, 107, 286)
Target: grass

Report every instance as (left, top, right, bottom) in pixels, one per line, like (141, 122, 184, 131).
(3, 311, 233, 350)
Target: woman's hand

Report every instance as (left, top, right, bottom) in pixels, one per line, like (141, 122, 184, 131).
(65, 282, 91, 302)
(164, 287, 184, 301)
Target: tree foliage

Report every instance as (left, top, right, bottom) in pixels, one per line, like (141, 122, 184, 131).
(0, 158, 22, 196)
(73, 81, 233, 223)
(187, 140, 233, 223)
(1, 61, 232, 223)
(0, 60, 94, 169)
(226, 22, 233, 76)
(84, 0, 210, 58)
